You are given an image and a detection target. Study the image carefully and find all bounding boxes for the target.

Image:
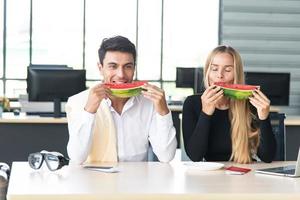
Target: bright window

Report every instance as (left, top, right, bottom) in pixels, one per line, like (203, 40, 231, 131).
(1, 0, 219, 98)
(0, 81, 3, 96)
(136, 0, 162, 81)
(6, 0, 30, 79)
(162, 0, 219, 97)
(6, 80, 26, 98)
(85, 0, 137, 80)
(31, 0, 83, 68)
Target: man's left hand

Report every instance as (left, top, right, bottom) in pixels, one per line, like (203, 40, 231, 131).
(142, 83, 169, 116)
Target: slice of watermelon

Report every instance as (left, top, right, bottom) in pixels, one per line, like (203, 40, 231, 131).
(214, 82, 259, 100)
(105, 81, 147, 98)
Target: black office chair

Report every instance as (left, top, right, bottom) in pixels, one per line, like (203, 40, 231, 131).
(179, 114, 192, 161)
(269, 112, 286, 161)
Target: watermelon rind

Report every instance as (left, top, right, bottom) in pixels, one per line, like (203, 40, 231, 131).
(222, 88, 253, 100)
(110, 87, 143, 98)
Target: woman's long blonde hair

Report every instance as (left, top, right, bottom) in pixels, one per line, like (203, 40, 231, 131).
(203, 45, 260, 164)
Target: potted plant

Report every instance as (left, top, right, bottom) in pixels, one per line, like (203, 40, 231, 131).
(0, 97, 10, 117)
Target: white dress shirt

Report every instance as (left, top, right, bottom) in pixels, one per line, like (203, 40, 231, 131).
(66, 89, 177, 163)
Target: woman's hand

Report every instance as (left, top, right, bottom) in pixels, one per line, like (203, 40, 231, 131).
(201, 85, 223, 115)
(249, 89, 270, 120)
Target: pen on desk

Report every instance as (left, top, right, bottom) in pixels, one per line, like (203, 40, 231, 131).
(84, 166, 113, 169)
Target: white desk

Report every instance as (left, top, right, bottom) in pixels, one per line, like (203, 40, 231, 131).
(0, 113, 67, 124)
(7, 161, 300, 200)
(285, 115, 300, 126)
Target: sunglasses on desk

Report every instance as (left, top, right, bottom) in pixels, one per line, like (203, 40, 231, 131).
(28, 150, 69, 171)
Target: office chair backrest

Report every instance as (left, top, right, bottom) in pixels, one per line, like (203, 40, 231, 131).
(179, 114, 192, 161)
(148, 144, 159, 161)
(269, 112, 286, 161)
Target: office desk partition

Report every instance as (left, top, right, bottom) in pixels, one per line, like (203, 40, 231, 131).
(6, 161, 300, 200)
(285, 116, 300, 160)
(0, 114, 69, 166)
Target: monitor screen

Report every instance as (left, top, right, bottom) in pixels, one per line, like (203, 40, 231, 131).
(176, 67, 204, 94)
(27, 68, 86, 117)
(245, 72, 290, 106)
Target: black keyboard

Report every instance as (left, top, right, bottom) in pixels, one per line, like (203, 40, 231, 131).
(283, 169, 296, 175)
(168, 101, 183, 106)
(26, 112, 66, 117)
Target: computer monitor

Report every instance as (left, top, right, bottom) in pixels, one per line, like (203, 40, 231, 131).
(27, 67, 86, 117)
(29, 64, 70, 69)
(176, 67, 204, 94)
(244, 72, 290, 106)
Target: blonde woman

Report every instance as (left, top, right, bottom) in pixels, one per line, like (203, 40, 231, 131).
(182, 45, 276, 164)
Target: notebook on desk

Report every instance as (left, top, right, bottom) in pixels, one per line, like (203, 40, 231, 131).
(255, 147, 300, 177)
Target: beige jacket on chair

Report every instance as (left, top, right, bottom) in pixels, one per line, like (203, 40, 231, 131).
(66, 90, 118, 163)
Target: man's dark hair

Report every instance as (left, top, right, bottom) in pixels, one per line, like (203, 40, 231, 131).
(98, 36, 136, 65)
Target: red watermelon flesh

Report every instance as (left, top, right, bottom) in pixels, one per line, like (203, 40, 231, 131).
(104, 81, 147, 98)
(214, 82, 259, 100)
(214, 82, 259, 90)
(104, 81, 146, 89)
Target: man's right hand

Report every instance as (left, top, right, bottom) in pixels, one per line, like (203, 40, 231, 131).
(201, 85, 223, 115)
(84, 84, 111, 113)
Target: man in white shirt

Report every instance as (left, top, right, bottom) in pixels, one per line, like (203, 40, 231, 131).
(66, 36, 177, 164)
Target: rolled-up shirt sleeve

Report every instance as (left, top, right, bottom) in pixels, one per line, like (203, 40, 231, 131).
(66, 97, 95, 164)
